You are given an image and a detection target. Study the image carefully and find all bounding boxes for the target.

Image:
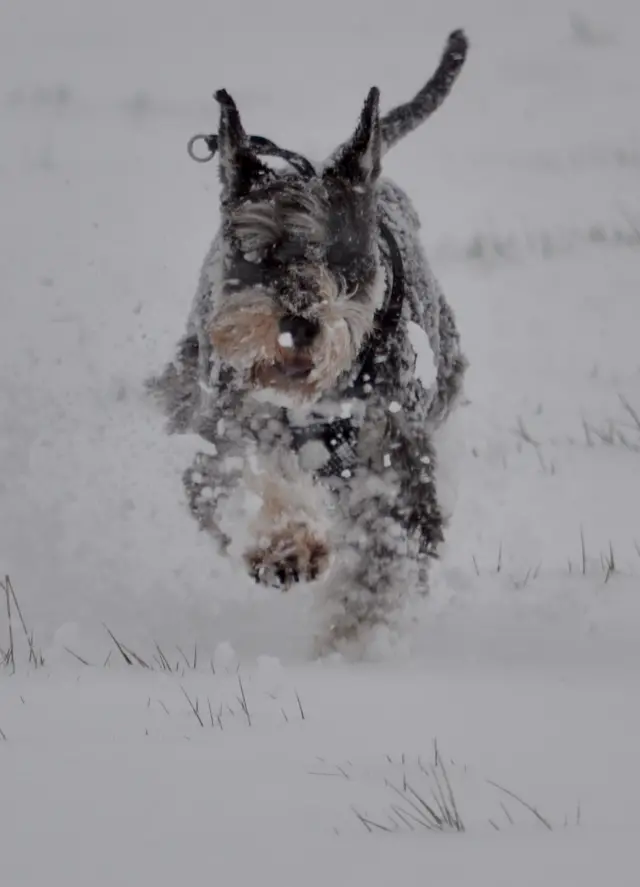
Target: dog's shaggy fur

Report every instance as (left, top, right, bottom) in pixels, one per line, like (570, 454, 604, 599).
(148, 30, 469, 647)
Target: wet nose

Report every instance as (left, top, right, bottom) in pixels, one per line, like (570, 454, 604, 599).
(278, 315, 320, 349)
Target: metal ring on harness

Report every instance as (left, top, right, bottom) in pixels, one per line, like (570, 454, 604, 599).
(187, 134, 217, 163)
(187, 129, 317, 179)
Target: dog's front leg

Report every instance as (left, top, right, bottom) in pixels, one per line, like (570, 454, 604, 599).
(243, 450, 331, 589)
(183, 442, 246, 552)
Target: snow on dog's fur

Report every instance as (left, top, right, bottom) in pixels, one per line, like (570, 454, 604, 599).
(148, 29, 469, 648)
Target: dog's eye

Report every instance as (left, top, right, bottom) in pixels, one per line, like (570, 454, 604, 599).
(270, 239, 307, 264)
(326, 242, 360, 269)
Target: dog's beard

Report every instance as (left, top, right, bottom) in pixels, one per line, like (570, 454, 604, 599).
(209, 264, 385, 403)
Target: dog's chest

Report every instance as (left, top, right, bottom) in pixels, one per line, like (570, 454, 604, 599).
(235, 394, 372, 479)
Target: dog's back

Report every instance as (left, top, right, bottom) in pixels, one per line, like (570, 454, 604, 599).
(375, 176, 467, 427)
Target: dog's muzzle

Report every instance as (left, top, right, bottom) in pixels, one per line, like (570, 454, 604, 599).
(278, 314, 320, 349)
(273, 355, 314, 379)
(274, 314, 319, 379)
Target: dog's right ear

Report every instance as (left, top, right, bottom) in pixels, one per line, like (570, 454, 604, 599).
(215, 89, 270, 203)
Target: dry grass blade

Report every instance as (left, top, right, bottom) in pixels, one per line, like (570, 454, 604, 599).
(615, 429, 640, 452)
(352, 807, 393, 833)
(295, 690, 306, 721)
(580, 527, 587, 575)
(177, 645, 194, 670)
(64, 647, 92, 667)
(435, 757, 465, 831)
(603, 541, 616, 583)
(423, 769, 452, 826)
(237, 675, 252, 727)
(0, 725, 6, 741)
(619, 394, 640, 432)
(532, 562, 542, 579)
(154, 643, 173, 672)
(123, 645, 151, 669)
(487, 780, 553, 831)
(180, 686, 204, 727)
(515, 416, 540, 446)
(386, 780, 444, 830)
(6, 577, 39, 667)
(103, 625, 133, 665)
(390, 804, 417, 831)
(103, 625, 150, 668)
(500, 801, 515, 825)
(3, 578, 15, 673)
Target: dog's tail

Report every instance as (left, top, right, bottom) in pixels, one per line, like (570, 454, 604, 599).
(380, 29, 468, 154)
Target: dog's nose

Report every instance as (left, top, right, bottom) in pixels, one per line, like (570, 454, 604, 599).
(278, 315, 320, 349)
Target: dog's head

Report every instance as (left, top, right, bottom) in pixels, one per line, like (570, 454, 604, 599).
(208, 89, 386, 404)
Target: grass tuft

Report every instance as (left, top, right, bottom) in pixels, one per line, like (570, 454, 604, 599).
(376, 752, 466, 834)
(348, 746, 574, 838)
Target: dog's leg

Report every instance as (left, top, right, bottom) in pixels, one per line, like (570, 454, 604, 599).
(183, 446, 244, 552)
(319, 407, 443, 643)
(319, 480, 425, 644)
(427, 294, 468, 427)
(146, 333, 202, 434)
(243, 451, 331, 588)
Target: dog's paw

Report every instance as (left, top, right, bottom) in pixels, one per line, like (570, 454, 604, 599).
(245, 523, 330, 589)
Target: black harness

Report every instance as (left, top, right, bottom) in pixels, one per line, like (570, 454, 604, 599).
(188, 130, 407, 478)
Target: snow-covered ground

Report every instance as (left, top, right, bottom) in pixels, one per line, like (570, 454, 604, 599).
(2, 0, 640, 883)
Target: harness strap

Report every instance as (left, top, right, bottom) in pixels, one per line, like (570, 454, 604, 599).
(287, 221, 406, 478)
(343, 219, 405, 398)
(188, 132, 317, 179)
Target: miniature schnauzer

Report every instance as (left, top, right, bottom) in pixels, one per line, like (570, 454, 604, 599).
(149, 29, 469, 647)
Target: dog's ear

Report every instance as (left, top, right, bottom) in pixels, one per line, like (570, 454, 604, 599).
(324, 87, 381, 185)
(215, 89, 270, 202)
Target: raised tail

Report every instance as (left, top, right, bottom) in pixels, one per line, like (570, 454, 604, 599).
(380, 29, 468, 154)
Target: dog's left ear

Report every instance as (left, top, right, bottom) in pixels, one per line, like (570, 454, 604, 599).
(324, 87, 381, 184)
(215, 89, 270, 202)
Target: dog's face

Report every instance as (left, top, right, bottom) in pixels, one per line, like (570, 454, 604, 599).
(208, 89, 386, 404)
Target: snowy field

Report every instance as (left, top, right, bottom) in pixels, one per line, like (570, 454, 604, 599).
(2, 0, 640, 883)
